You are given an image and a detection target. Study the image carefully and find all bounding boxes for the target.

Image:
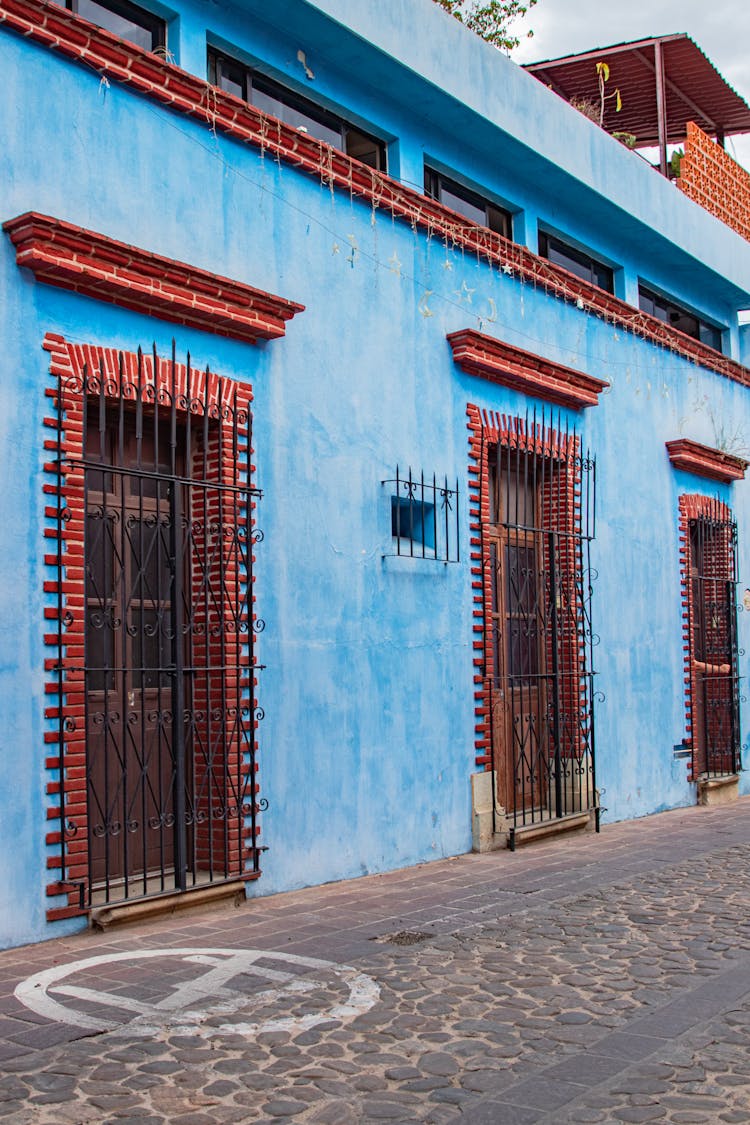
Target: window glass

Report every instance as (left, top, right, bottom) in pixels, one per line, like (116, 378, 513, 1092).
(538, 231, 614, 293)
(252, 79, 342, 149)
(489, 453, 537, 527)
(699, 322, 723, 352)
(439, 183, 486, 228)
(71, 0, 164, 51)
(639, 285, 722, 353)
(486, 204, 512, 239)
(345, 126, 385, 171)
(207, 49, 386, 171)
(212, 53, 246, 100)
(425, 167, 513, 240)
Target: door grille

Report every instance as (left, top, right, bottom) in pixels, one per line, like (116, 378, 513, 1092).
(686, 499, 741, 779)
(480, 412, 598, 843)
(51, 344, 265, 908)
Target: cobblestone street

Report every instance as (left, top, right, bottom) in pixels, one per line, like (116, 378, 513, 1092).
(1, 801, 749, 1124)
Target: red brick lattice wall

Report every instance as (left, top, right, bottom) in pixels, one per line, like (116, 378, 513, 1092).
(42, 334, 261, 921)
(679, 122, 750, 245)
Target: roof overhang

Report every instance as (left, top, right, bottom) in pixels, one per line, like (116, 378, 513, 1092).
(524, 34, 750, 149)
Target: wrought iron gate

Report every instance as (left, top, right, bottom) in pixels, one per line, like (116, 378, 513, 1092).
(482, 413, 598, 845)
(53, 345, 264, 907)
(687, 502, 741, 779)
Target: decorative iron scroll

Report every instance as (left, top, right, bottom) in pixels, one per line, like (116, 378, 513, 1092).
(468, 406, 599, 843)
(44, 336, 265, 917)
(679, 494, 742, 781)
(382, 467, 460, 564)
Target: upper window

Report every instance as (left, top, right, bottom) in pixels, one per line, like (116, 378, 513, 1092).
(65, 0, 165, 51)
(424, 167, 512, 240)
(207, 48, 387, 172)
(639, 285, 723, 353)
(538, 231, 614, 294)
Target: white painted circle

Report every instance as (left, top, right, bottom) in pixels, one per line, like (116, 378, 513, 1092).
(15, 947, 380, 1038)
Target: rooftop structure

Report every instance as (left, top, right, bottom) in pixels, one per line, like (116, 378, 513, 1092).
(526, 34, 750, 183)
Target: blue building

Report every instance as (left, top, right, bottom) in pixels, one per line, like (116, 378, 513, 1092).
(2, 0, 750, 949)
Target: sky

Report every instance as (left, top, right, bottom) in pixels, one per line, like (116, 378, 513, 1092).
(511, 0, 750, 171)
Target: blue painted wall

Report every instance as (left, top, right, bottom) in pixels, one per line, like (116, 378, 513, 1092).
(2, 0, 750, 947)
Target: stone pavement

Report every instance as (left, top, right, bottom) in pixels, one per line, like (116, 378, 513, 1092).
(1, 801, 750, 1123)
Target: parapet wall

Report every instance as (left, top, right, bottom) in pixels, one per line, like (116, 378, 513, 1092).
(680, 121, 750, 244)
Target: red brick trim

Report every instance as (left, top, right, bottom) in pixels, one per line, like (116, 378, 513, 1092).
(42, 333, 261, 922)
(678, 493, 735, 782)
(466, 403, 583, 770)
(2, 0, 750, 388)
(448, 329, 608, 410)
(4, 213, 304, 344)
(666, 438, 748, 483)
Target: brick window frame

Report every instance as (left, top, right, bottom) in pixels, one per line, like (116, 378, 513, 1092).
(42, 333, 262, 921)
(678, 493, 741, 781)
(467, 404, 594, 776)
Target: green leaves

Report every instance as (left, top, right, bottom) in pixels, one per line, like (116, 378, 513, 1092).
(433, 0, 537, 51)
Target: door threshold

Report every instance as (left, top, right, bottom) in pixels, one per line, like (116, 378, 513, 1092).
(90, 876, 254, 931)
(506, 809, 595, 851)
(697, 773, 739, 807)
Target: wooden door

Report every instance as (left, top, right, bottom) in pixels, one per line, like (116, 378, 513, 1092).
(487, 457, 549, 818)
(85, 418, 183, 890)
(689, 517, 735, 776)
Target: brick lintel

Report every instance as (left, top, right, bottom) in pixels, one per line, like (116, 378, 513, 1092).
(448, 329, 608, 410)
(3, 212, 304, 344)
(666, 438, 748, 483)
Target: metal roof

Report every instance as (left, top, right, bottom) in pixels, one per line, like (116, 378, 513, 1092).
(524, 34, 750, 148)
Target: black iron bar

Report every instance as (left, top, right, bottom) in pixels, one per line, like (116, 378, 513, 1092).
(182, 352, 195, 888)
(408, 468, 414, 558)
(117, 354, 130, 901)
(729, 577, 740, 774)
(455, 476, 460, 564)
(233, 386, 242, 879)
(200, 359, 213, 882)
(81, 368, 93, 905)
(217, 368, 230, 883)
(170, 345, 187, 893)
(96, 355, 114, 902)
(394, 465, 401, 554)
(244, 401, 256, 872)
(134, 350, 148, 898)
(549, 530, 562, 820)
(56, 368, 67, 895)
(513, 428, 525, 824)
(519, 421, 530, 823)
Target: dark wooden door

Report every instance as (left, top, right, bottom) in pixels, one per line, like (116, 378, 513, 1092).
(689, 517, 736, 776)
(487, 459, 548, 818)
(85, 420, 182, 889)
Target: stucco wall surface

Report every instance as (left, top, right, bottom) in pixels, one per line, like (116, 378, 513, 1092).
(1, 2, 750, 948)
(228, 0, 750, 306)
